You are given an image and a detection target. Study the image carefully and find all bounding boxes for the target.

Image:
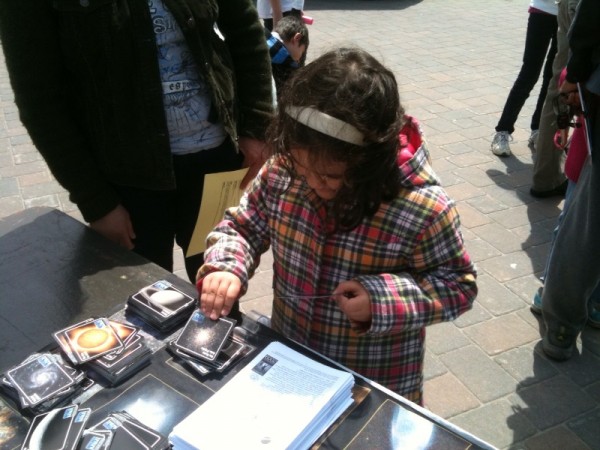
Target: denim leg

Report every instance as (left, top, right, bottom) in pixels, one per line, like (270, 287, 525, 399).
(496, 13, 558, 133)
(540, 180, 577, 281)
(542, 93, 600, 335)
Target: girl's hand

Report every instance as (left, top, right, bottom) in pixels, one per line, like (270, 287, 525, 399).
(199, 272, 242, 320)
(333, 280, 372, 327)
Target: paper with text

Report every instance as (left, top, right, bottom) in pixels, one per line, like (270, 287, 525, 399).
(186, 168, 248, 257)
(169, 341, 355, 450)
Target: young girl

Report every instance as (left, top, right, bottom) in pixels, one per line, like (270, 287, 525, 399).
(196, 48, 477, 404)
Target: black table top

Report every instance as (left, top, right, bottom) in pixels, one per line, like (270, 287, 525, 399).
(0, 207, 494, 450)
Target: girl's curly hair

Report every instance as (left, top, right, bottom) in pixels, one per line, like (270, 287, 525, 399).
(267, 47, 405, 230)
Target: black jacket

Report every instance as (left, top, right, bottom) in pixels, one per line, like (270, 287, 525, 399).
(0, 0, 273, 222)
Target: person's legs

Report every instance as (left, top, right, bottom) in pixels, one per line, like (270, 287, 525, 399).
(530, 28, 557, 132)
(115, 186, 177, 272)
(495, 13, 558, 133)
(531, 0, 576, 192)
(172, 139, 244, 282)
(542, 92, 600, 360)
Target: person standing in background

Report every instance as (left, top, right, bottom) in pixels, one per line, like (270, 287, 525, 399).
(491, 0, 558, 158)
(529, 0, 580, 198)
(540, 0, 600, 361)
(258, 0, 304, 31)
(0, 0, 273, 294)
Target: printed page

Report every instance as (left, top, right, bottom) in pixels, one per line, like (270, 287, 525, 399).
(169, 341, 354, 450)
(186, 168, 248, 257)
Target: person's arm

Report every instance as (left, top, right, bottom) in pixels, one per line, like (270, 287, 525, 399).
(354, 197, 477, 336)
(216, 0, 274, 141)
(197, 159, 275, 317)
(0, 0, 120, 224)
(270, 0, 283, 28)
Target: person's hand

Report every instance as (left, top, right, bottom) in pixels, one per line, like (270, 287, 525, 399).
(199, 271, 242, 320)
(333, 280, 372, 328)
(89, 204, 135, 250)
(238, 137, 268, 188)
(559, 80, 580, 107)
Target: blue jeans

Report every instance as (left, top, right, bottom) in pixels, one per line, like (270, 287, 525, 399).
(542, 180, 600, 307)
(542, 90, 600, 334)
(496, 12, 558, 133)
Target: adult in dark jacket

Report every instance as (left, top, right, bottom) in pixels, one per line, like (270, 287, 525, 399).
(0, 0, 274, 285)
(541, 0, 600, 360)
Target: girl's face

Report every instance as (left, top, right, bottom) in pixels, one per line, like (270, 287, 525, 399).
(290, 148, 347, 200)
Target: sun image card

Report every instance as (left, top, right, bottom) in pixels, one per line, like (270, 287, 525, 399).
(53, 318, 96, 365)
(7, 354, 75, 407)
(21, 405, 77, 450)
(93, 336, 145, 371)
(63, 318, 124, 363)
(108, 320, 139, 347)
(173, 311, 236, 362)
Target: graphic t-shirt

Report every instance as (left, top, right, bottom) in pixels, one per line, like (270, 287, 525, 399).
(149, 0, 226, 154)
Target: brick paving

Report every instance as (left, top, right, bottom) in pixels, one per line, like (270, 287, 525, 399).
(1, 0, 599, 448)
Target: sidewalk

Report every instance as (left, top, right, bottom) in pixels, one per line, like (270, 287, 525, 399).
(1, 1, 599, 448)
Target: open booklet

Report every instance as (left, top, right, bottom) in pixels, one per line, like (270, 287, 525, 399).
(169, 341, 355, 450)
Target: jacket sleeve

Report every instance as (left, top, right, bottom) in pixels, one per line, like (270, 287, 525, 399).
(565, 0, 600, 84)
(0, 0, 120, 222)
(355, 198, 477, 335)
(198, 161, 274, 292)
(217, 0, 274, 139)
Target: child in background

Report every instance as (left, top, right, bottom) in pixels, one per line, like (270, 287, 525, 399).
(196, 48, 477, 404)
(266, 16, 309, 100)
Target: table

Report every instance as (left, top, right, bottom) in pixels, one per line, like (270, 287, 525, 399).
(0, 207, 495, 449)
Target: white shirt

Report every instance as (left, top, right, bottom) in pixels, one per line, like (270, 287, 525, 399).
(530, 0, 558, 15)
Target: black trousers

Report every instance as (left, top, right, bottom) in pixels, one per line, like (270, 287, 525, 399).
(115, 139, 243, 284)
(496, 12, 557, 133)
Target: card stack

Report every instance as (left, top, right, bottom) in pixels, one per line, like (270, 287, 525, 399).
(53, 318, 151, 386)
(168, 310, 249, 376)
(126, 280, 196, 332)
(85, 320, 152, 386)
(1, 352, 91, 415)
(21, 404, 91, 450)
(53, 317, 126, 365)
(81, 410, 170, 450)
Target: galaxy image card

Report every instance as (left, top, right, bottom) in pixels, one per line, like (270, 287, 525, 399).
(173, 311, 236, 362)
(7, 354, 75, 407)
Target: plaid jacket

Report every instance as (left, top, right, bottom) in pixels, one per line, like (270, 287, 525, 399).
(200, 119, 477, 404)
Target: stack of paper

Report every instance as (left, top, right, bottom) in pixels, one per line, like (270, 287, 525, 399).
(169, 341, 355, 450)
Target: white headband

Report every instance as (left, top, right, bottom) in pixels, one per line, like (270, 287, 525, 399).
(285, 106, 366, 146)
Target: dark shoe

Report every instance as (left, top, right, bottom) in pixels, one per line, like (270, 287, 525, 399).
(542, 326, 576, 361)
(530, 180, 568, 198)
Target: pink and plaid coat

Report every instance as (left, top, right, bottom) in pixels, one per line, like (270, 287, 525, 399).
(199, 118, 477, 404)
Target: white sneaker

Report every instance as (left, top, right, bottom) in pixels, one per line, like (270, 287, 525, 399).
(491, 131, 512, 156)
(528, 129, 539, 151)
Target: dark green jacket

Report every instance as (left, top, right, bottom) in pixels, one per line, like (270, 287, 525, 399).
(0, 0, 274, 222)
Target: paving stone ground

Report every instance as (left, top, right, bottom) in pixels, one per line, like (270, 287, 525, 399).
(1, 1, 599, 448)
